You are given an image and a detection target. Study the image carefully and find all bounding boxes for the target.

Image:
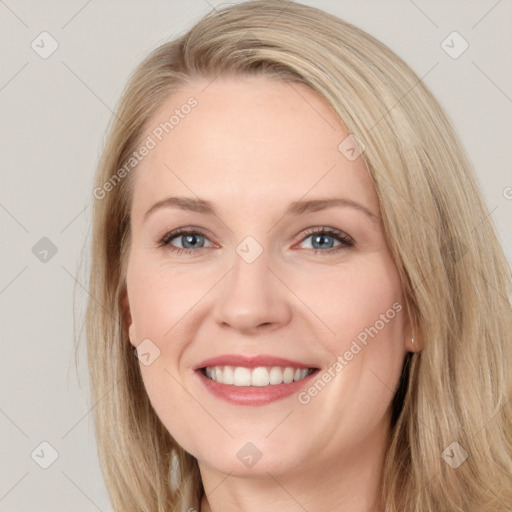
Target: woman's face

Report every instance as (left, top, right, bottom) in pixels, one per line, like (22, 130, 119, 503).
(125, 75, 411, 477)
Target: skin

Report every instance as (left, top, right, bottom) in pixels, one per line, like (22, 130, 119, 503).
(124, 74, 418, 512)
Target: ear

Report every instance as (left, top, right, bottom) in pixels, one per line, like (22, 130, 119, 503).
(408, 331, 422, 353)
(403, 297, 422, 353)
(121, 291, 136, 347)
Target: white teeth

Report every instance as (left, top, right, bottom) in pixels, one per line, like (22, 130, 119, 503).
(204, 365, 313, 386)
(282, 367, 295, 383)
(223, 365, 234, 385)
(269, 366, 284, 385)
(294, 368, 309, 381)
(233, 367, 251, 386)
(251, 367, 270, 386)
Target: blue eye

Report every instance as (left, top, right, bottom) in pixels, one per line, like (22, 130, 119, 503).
(299, 227, 354, 252)
(158, 227, 354, 256)
(158, 230, 213, 255)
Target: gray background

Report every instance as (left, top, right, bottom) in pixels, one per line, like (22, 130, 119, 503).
(0, 0, 510, 510)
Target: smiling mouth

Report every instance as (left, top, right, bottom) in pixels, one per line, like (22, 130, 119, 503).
(199, 365, 318, 386)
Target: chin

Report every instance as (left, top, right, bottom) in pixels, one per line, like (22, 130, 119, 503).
(193, 438, 304, 478)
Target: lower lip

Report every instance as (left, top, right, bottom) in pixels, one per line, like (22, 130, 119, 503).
(195, 369, 319, 406)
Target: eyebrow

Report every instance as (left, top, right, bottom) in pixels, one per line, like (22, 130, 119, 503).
(143, 196, 379, 223)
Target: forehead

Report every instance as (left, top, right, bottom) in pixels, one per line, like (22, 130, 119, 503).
(130, 75, 377, 223)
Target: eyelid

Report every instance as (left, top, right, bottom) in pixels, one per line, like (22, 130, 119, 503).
(157, 226, 216, 248)
(295, 226, 354, 248)
(157, 225, 355, 255)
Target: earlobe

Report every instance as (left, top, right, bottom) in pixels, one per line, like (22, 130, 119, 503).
(126, 317, 137, 348)
(403, 298, 421, 352)
(128, 323, 136, 346)
(408, 333, 422, 352)
(121, 291, 136, 347)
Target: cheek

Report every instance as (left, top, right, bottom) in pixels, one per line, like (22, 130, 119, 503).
(287, 256, 408, 412)
(294, 256, 407, 416)
(287, 256, 406, 352)
(126, 256, 213, 350)
(136, 360, 211, 461)
(125, 257, 218, 447)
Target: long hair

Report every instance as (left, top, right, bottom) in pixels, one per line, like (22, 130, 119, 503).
(84, 1, 512, 510)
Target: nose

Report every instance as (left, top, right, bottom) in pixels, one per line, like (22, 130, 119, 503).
(212, 248, 292, 335)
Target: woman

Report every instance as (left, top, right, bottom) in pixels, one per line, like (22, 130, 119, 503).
(85, 1, 512, 510)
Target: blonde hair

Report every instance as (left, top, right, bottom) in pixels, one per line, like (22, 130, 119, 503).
(84, 1, 512, 510)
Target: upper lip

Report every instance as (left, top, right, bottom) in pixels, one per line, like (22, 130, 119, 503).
(193, 354, 318, 370)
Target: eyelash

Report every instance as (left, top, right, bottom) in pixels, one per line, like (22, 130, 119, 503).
(157, 226, 354, 256)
